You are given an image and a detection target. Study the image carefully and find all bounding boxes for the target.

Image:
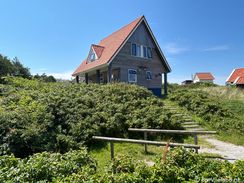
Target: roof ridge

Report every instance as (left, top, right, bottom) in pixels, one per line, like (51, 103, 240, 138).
(99, 16, 144, 44)
(91, 44, 105, 48)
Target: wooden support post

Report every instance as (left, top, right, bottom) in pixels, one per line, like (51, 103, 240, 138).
(110, 142, 114, 160)
(164, 73, 168, 95)
(75, 75, 79, 83)
(85, 73, 88, 84)
(194, 134, 198, 153)
(144, 132, 148, 153)
(107, 64, 111, 83)
(96, 70, 100, 84)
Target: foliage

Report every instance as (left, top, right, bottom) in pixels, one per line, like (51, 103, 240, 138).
(1, 148, 243, 182)
(169, 88, 244, 135)
(0, 55, 31, 79)
(0, 77, 181, 157)
(34, 73, 57, 82)
(0, 148, 96, 183)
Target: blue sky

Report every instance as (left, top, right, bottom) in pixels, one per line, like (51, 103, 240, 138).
(0, 0, 243, 84)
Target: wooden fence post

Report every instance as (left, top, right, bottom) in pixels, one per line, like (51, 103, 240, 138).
(110, 142, 114, 160)
(144, 131, 148, 153)
(194, 134, 198, 153)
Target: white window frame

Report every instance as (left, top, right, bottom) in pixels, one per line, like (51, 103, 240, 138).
(128, 69, 137, 83)
(146, 71, 152, 80)
(131, 43, 152, 59)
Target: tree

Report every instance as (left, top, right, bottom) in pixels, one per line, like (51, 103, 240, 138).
(33, 73, 56, 82)
(12, 57, 31, 78)
(0, 54, 14, 76)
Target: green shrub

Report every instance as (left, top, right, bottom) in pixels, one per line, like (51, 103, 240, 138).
(0, 148, 96, 182)
(1, 148, 243, 182)
(169, 89, 244, 134)
(0, 77, 181, 157)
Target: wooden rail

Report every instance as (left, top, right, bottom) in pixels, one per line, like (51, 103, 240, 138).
(128, 128, 217, 153)
(92, 136, 200, 159)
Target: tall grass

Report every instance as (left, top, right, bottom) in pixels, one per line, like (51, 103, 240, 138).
(201, 86, 244, 102)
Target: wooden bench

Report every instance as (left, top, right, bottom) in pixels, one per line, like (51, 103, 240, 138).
(128, 128, 217, 153)
(92, 136, 200, 159)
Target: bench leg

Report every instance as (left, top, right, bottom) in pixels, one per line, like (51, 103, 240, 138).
(110, 142, 114, 159)
(144, 132, 148, 153)
(194, 134, 198, 153)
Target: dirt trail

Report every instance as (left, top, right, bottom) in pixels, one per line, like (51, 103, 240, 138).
(199, 136, 244, 162)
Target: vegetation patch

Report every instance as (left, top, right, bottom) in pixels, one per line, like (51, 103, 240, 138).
(0, 77, 182, 157)
(1, 147, 243, 182)
(168, 84, 244, 145)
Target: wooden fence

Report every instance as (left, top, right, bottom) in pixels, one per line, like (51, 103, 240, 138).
(92, 136, 200, 159)
(128, 128, 217, 153)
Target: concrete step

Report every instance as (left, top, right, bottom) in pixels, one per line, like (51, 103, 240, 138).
(186, 128, 205, 131)
(183, 125, 200, 128)
(182, 121, 198, 125)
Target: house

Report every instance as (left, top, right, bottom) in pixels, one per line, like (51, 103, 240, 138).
(226, 68, 244, 88)
(192, 73, 215, 83)
(181, 80, 193, 85)
(72, 16, 171, 96)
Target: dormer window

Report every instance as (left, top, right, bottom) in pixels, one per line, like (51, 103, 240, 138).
(89, 52, 96, 61)
(88, 49, 97, 63)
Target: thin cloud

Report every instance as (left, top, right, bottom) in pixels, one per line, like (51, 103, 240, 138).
(47, 71, 73, 80)
(33, 70, 73, 80)
(203, 45, 230, 52)
(163, 43, 190, 55)
(39, 68, 48, 71)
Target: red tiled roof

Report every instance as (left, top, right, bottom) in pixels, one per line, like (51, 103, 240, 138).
(234, 76, 244, 84)
(226, 68, 244, 83)
(72, 16, 143, 76)
(195, 73, 215, 80)
(92, 44, 104, 59)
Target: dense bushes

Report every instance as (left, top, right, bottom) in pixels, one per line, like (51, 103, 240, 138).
(1, 148, 243, 182)
(0, 77, 181, 157)
(169, 89, 244, 134)
(0, 148, 96, 182)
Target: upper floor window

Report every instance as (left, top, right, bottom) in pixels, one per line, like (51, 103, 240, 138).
(88, 49, 97, 63)
(131, 43, 152, 59)
(147, 47, 152, 58)
(132, 44, 136, 56)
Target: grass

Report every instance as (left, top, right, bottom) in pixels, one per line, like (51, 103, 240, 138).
(201, 86, 244, 102)
(217, 132, 244, 146)
(89, 142, 224, 172)
(166, 87, 244, 146)
(183, 136, 215, 148)
(89, 143, 166, 172)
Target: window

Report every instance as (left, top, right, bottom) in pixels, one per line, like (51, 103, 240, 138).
(147, 47, 152, 58)
(89, 53, 95, 61)
(136, 45, 141, 57)
(132, 43, 136, 56)
(143, 46, 147, 58)
(128, 69, 137, 83)
(146, 71, 152, 80)
(131, 43, 152, 59)
(88, 49, 96, 62)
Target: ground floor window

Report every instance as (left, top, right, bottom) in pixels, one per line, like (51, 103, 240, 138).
(146, 71, 152, 80)
(128, 69, 137, 83)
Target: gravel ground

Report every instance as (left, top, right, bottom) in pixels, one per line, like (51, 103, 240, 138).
(199, 137, 244, 162)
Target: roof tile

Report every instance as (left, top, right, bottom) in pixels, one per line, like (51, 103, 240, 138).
(72, 16, 143, 76)
(195, 73, 215, 80)
(226, 68, 244, 83)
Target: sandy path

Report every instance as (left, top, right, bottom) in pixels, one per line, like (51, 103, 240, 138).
(199, 137, 244, 162)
